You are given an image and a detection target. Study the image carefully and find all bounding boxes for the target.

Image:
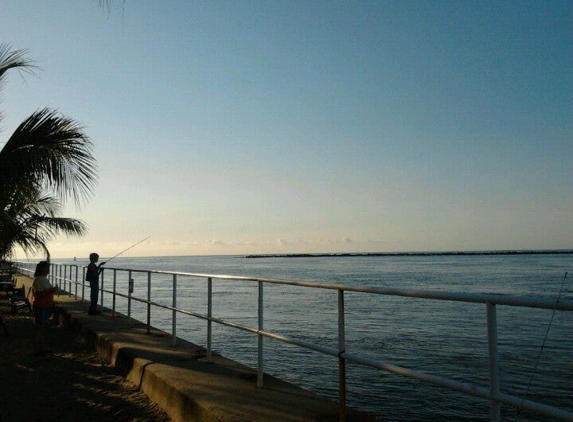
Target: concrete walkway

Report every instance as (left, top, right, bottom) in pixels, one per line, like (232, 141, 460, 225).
(13, 275, 381, 422)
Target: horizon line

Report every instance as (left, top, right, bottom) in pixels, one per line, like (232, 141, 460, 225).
(16, 247, 573, 262)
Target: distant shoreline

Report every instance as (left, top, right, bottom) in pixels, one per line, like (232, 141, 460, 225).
(244, 250, 573, 258)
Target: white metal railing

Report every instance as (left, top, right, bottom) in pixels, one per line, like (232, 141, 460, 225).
(13, 261, 573, 422)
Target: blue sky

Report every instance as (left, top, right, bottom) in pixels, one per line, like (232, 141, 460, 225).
(1, 1, 571, 258)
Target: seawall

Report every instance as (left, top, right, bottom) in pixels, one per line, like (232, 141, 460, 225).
(14, 274, 380, 422)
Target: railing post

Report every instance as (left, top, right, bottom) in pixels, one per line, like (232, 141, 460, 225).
(100, 269, 105, 312)
(257, 280, 264, 388)
(74, 265, 78, 298)
(147, 271, 151, 334)
(207, 277, 213, 362)
(127, 270, 133, 318)
(172, 274, 177, 346)
(487, 302, 501, 422)
(338, 288, 347, 422)
(81, 266, 86, 300)
(65, 265, 70, 294)
(112, 269, 117, 316)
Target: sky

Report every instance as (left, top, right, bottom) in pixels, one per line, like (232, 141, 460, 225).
(1, 1, 572, 259)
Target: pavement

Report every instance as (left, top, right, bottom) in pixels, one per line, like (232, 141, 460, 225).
(11, 274, 381, 422)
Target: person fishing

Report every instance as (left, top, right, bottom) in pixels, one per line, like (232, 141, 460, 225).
(85, 237, 149, 316)
(86, 253, 105, 315)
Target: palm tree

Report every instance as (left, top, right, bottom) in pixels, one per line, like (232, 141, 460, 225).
(0, 44, 98, 260)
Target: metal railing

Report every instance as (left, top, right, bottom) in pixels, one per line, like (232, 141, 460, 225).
(13, 261, 573, 422)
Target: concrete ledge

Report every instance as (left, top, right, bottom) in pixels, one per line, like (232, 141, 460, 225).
(14, 275, 381, 422)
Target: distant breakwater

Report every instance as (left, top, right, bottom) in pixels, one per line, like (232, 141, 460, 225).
(244, 250, 573, 258)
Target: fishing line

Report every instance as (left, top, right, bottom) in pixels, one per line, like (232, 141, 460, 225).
(515, 271, 568, 420)
(103, 236, 150, 265)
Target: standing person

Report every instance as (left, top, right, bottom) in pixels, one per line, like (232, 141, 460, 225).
(87, 253, 105, 315)
(32, 260, 57, 356)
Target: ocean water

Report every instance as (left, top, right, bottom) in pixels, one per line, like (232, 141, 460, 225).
(54, 253, 572, 421)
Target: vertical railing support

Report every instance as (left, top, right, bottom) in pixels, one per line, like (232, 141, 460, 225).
(112, 269, 117, 316)
(81, 266, 86, 300)
(65, 265, 70, 295)
(172, 274, 177, 345)
(147, 271, 152, 334)
(338, 289, 347, 422)
(100, 270, 105, 312)
(63, 265, 67, 293)
(487, 302, 501, 422)
(207, 277, 213, 362)
(127, 270, 133, 318)
(74, 265, 78, 298)
(257, 281, 264, 388)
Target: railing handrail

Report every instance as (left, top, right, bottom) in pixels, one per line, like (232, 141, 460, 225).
(12, 260, 573, 422)
(40, 263, 573, 311)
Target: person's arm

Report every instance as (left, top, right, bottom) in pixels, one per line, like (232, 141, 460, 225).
(98, 261, 106, 273)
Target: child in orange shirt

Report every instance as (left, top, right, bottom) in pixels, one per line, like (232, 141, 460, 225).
(32, 261, 57, 356)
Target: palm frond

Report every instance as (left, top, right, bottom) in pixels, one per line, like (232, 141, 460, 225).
(0, 191, 87, 259)
(0, 108, 98, 207)
(0, 44, 95, 259)
(0, 43, 37, 85)
(0, 44, 38, 129)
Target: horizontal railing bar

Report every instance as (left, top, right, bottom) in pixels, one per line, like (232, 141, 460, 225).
(259, 330, 339, 357)
(496, 392, 573, 422)
(52, 264, 573, 311)
(102, 288, 342, 357)
(340, 351, 573, 421)
(346, 350, 493, 397)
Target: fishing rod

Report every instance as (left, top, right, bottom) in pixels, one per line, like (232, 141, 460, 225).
(515, 271, 569, 421)
(102, 236, 151, 265)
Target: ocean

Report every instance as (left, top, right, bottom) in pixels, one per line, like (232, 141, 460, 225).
(52, 253, 572, 421)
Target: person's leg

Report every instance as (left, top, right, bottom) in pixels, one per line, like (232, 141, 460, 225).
(0, 315, 7, 335)
(89, 280, 99, 313)
(34, 325, 44, 354)
(33, 308, 48, 354)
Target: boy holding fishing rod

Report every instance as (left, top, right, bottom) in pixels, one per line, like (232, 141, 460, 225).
(85, 237, 149, 315)
(87, 253, 105, 315)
